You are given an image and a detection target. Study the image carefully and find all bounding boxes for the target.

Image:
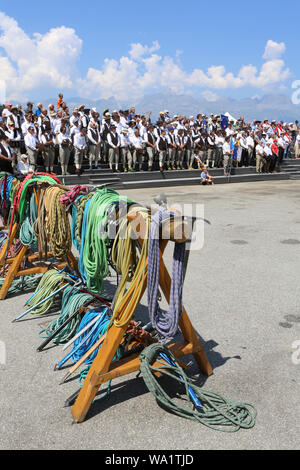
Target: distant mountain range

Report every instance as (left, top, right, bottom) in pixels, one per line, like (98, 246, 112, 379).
(40, 92, 300, 122)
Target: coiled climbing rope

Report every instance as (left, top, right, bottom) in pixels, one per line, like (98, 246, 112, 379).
(110, 206, 150, 328)
(39, 285, 93, 344)
(26, 269, 70, 316)
(140, 343, 257, 432)
(148, 208, 185, 341)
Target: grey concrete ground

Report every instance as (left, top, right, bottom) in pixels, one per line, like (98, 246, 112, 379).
(0, 180, 300, 450)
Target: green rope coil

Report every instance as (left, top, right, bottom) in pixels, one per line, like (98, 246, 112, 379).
(39, 286, 93, 345)
(0, 274, 40, 295)
(26, 269, 70, 316)
(19, 192, 38, 247)
(140, 343, 257, 432)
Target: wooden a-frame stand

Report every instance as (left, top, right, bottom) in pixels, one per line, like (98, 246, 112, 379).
(72, 211, 213, 423)
(0, 182, 78, 300)
(0, 221, 78, 300)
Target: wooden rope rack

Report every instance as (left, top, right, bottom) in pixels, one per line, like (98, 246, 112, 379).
(71, 208, 213, 423)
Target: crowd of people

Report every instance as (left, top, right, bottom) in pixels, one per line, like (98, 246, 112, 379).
(0, 93, 299, 177)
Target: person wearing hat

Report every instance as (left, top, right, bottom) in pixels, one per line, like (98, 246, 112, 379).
(57, 125, 72, 175)
(156, 128, 168, 172)
(24, 125, 39, 171)
(166, 127, 177, 170)
(107, 124, 120, 172)
(130, 128, 144, 171)
(100, 114, 112, 163)
(17, 154, 32, 176)
(119, 128, 132, 172)
(194, 130, 208, 166)
(87, 122, 101, 170)
(0, 133, 14, 174)
(5, 122, 21, 167)
(185, 128, 195, 170)
(222, 136, 233, 177)
(206, 131, 216, 168)
(143, 125, 157, 171)
(73, 128, 87, 175)
(41, 125, 56, 173)
(200, 165, 214, 185)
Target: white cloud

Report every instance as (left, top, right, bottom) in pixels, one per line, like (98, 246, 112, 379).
(263, 40, 286, 60)
(129, 40, 160, 60)
(201, 90, 220, 102)
(0, 11, 82, 100)
(0, 13, 291, 102)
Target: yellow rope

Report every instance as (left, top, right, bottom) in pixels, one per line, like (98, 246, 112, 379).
(110, 206, 150, 328)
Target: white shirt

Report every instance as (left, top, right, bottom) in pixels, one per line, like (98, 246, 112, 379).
(107, 132, 120, 148)
(255, 144, 264, 156)
(222, 142, 231, 155)
(246, 136, 254, 148)
(264, 145, 272, 156)
(21, 120, 33, 136)
(74, 133, 87, 150)
(130, 135, 143, 149)
(87, 128, 101, 145)
(24, 132, 38, 150)
(58, 133, 71, 146)
(17, 159, 31, 175)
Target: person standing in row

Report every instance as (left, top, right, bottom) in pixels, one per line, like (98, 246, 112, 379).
(156, 129, 168, 172)
(57, 126, 72, 175)
(73, 129, 87, 175)
(87, 122, 101, 170)
(24, 125, 39, 171)
(41, 127, 55, 173)
(107, 124, 120, 172)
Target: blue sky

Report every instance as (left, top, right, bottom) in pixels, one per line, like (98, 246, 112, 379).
(0, 0, 299, 102)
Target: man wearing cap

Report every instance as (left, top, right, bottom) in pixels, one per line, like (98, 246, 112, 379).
(57, 126, 72, 175)
(24, 126, 39, 171)
(120, 128, 132, 172)
(2, 103, 12, 123)
(0, 133, 14, 173)
(87, 122, 101, 170)
(17, 154, 32, 176)
(130, 129, 144, 171)
(144, 125, 157, 171)
(41, 125, 56, 173)
(73, 129, 87, 175)
(5, 122, 21, 166)
(156, 129, 168, 172)
(107, 124, 120, 172)
(166, 127, 177, 170)
(101, 114, 112, 163)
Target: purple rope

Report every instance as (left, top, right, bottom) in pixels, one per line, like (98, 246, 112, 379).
(147, 209, 185, 341)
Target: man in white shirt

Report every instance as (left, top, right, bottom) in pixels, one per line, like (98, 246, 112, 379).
(17, 154, 32, 176)
(143, 125, 156, 171)
(57, 126, 72, 175)
(156, 129, 168, 172)
(246, 132, 255, 166)
(255, 141, 265, 173)
(130, 129, 144, 171)
(119, 128, 132, 172)
(107, 124, 120, 172)
(73, 129, 87, 175)
(222, 136, 233, 176)
(24, 126, 39, 171)
(87, 122, 101, 170)
(21, 114, 33, 137)
(263, 142, 272, 173)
